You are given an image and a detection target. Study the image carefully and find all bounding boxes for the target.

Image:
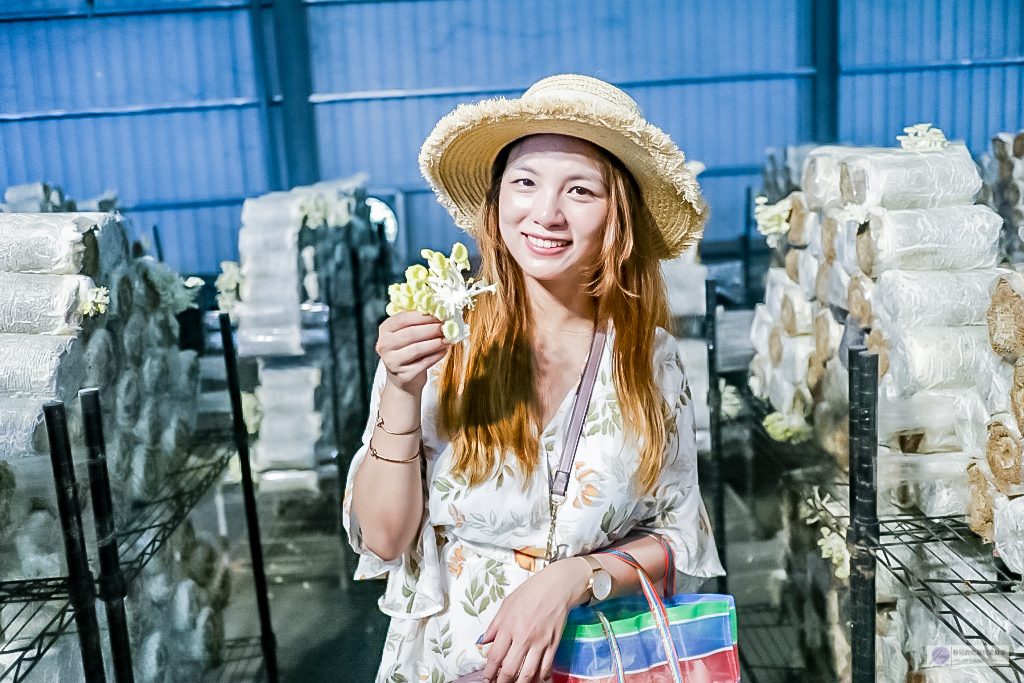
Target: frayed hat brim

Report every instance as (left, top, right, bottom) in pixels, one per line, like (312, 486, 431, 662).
(418, 77, 708, 260)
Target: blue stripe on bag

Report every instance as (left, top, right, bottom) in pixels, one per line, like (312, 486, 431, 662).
(554, 612, 735, 674)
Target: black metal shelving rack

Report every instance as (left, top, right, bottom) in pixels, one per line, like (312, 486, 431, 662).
(0, 431, 255, 683)
(0, 435, 236, 683)
(701, 280, 810, 683)
(0, 330, 271, 683)
(803, 349, 1024, 683)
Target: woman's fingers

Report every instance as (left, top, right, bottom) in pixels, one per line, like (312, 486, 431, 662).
(515, 649, 542, 683)
(537, 646, 556, 682)
(379, 310, 439, 331)
(389, 337, 448, 368)
(377, 321, 443, 355)
(496, 645, 527, 683)
(406, 348, 449, 376)
(482, 633, 512, 682)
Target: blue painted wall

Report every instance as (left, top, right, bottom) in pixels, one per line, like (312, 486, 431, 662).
(0, 0, 1021, 273)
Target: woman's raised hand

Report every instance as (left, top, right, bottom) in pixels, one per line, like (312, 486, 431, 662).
(375, 311, 450, 395)
(479, 558, 590, 683)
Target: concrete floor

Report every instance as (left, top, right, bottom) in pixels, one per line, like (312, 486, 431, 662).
(200, 478, 390, 683)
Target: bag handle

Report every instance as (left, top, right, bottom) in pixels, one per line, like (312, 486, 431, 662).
(550, 322, 608, 501)
(633, 530, 677, 598)
(593, 547, 685, 683)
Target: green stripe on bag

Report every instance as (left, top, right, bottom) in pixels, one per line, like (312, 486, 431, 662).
(563, 601, 733, 640)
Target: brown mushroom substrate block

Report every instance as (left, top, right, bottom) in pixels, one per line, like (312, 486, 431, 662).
(806, 349, 828, 397)
(994, 157, 1024, 182)
(967, 463, 996, 542)
(986, 417, 1023, 495)
(992, 131, 1024, 162)
(1012, 360, 1024, 435)
(821, 215, 838, 265)
(855, 227, 879, 281)
(987, 273, 1024, 360)
(785, 247, 801, 283)
(769, 325, 784, 365)
(847, 275, 874, 325)
(786, 191, 813, 247)
(814, 308, 843, 360)
(781, 290, 814, 336)
(814, 401, 849, 471)
(865, 328, 889, 381)
(996, 177, 1024, 206)
(797, 248, 819, 302)
(767, 369, 812, 416)
(815, 260, 831, 306)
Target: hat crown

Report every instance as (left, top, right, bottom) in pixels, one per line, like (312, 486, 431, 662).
(522, 74, 642, 118)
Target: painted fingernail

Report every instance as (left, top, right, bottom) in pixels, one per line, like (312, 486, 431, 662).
(476, 634, 484, 644)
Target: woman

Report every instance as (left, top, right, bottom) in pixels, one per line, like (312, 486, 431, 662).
(345, 74, 723, 683)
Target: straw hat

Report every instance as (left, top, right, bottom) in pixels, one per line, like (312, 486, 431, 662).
(419, 74, 708, 260)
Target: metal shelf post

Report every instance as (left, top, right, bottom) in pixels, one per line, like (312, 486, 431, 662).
(219, 313, 280, 683)
(847, 347, 878, 683)
(43, 402, 106, 683)
(705, 280, 726, 594)
(80, 389, 134, 683)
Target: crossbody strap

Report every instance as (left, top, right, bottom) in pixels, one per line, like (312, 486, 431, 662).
(550, 321, 608, 501)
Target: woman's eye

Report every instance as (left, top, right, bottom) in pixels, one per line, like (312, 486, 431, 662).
(570, 186, 594, 196)
(512, 178, 534, 187)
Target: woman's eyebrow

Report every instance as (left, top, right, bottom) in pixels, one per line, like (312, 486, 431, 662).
(564, 172, 604, 184)
(506, 161, 539, 175)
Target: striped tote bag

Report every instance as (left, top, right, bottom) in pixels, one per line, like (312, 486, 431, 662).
(552, 546, 740, 683)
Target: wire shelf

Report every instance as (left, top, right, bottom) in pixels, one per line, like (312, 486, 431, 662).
(202, 636, 265, 683)
(0, 428, 234, 683)
(0, 602, 74, 683)
(118, 436, 233, 584)
(745, 392, 829, 470)
(736, 604, 807, 683)
(806, 478, 1024, 682)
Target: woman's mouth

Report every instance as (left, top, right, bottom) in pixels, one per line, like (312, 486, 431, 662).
(524, 233, 572, 255)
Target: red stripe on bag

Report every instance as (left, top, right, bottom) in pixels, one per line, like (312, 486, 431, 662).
(553, 647, 741, 683)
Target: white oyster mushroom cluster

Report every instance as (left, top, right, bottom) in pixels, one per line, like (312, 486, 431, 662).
(896, 123, 949, 151)
(387, 242, 497, 342)
(754, 195, 794, 249)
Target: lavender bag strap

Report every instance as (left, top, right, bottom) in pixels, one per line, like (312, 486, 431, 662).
(550, 322, 608, 502)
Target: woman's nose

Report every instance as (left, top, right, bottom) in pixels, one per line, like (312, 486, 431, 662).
(530, 188, 565, 229)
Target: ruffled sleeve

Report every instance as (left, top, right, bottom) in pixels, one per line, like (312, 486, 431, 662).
(632, 331, 725, 591)
(342, 361, 447, 619)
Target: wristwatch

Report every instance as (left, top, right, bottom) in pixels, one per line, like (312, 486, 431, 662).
(581, 555, 612, 605)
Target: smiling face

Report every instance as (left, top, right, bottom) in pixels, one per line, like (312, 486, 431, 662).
(497, 134, 611, 288)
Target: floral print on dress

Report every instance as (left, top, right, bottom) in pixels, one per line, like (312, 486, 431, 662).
(343, 327, 723, 682)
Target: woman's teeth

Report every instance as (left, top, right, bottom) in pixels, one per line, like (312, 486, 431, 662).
(526, 235, 571, 249)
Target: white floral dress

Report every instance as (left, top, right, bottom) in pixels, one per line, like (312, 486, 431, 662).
(343, 327, 724, 683)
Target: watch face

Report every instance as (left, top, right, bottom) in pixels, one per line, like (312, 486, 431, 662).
(593, 570, 613, 601)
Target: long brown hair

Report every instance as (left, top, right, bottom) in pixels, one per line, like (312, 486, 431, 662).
(437, 139, 672, 494)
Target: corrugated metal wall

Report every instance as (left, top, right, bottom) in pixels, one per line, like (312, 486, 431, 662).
(0, 2, 270, 274)
(308, 0, 812, 256)
(839, 0, 1024, 150)
(1, 0, 1022, 273)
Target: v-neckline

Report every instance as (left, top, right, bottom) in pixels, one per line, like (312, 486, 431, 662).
(542, 369, 585, 443)
(541, 339, 604, 445)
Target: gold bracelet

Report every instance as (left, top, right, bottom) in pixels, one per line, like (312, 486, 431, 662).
(368, 444, 421, 464)
(375, 411, 421, 436)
